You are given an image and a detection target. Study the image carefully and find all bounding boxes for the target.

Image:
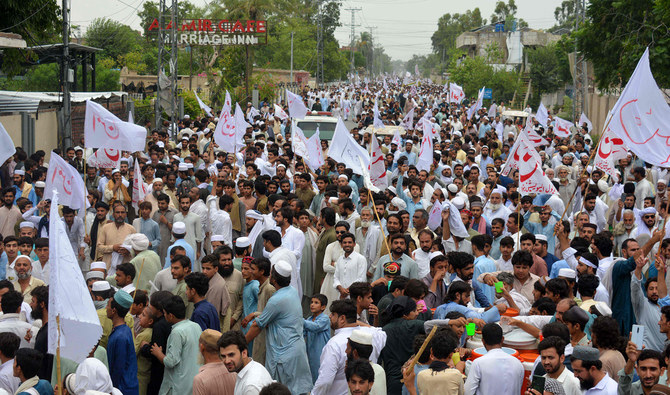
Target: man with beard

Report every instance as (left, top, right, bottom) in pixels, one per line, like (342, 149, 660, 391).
(144, 178, 169, 217)
(11, 256, 44, 304)
(557, 165, 576, 209)
(632, 250, 665, 351)
(274, 207, 305, 264)
(174, 196, 203, 264)
(346, 359, 376, 395)
(634, 207, 659, 238)
(29, 286, 52, 380)
(619, 343, 664, 393)
(538, 336, 581, 395)
(263, 230, 301, 298)
(355, 208, 383, 279)
(372, 234, 419, 281)
(216, 246, 244, 332)
(483, 188, 511, 224)
(571, 345, 617, 394)
(97, 203, 136, 270)
(312, 299, 387, 395)
(218, 330, 273, 394)
(0, 188, 21, 238)
(87, 201, 109, 263)
(411, 229, 440, 279)
(11, 170, 36, 206)
(201, 255, 230, 331)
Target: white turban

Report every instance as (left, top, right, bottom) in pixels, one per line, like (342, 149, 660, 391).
(124, 233, 149, 252)
(390, 197, 407, 210)
(67, 358, 117, 395)
(246, 210, 263, 220)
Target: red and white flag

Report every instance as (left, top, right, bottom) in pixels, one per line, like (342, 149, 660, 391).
(292, 124, 309, 158)
(554, 116, 574, 138)
(427, 200, 442, 231)
(87, 148, 121, 169)
(132, 157, 148, 211)
(213, 91, 236, 153)
(594, 127, 628, 182)
(535, 102, 549, 127)
(449, 83, 465, 104)
(392, 128, 402, 147)
(515, 134, 557, 195)
(44, 152, 87, 215)
(466, 87, 484, 120)
(416, 123, 433, 172)
(305, 129, 325, 171)
(373, 102, 385, 129)
(274, 104, 289, 121)
(607, 48, 670, 166)
(286, 90, 308, 119)
(402, 108, 414, 130)
(368, 134, 388, 190)
(84, 100, 146, 152)
(234, 103, 251, 148)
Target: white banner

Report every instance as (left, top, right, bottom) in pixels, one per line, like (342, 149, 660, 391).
(392, 128, 402, 147)
(516, 134, 558, 195)
(213, 91, 236, 153)
(292, 125, 310, 158)
(84, 100, 146, 152)
(305, 129, 325, 171)
(554, 116, 574, 138)
(234, 103, 251, 148)
(416, 123, 433, 172)
(449, 83, 465, 104)
(535, 102, 549, 128)
(286, 90, 308, 119)
(48, 191, 103, 363)
(594, 124, 628, 182)
(369, 135, 388, 190)
(401, 108, 414, 130)
(427, 200, 442, 231)
(579, 112, 593, 132)
(86, 148, 121, 169)
(466, 87, 484, 120)
(328, 117, 370, 175)
(44, 152, 87, 214)
(274, 104, 289, 121)
(373, 101, 385, 129)
(195, 92, 213, 117)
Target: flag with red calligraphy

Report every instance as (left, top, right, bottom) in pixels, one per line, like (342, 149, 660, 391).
(213, 91, 236, 153)
(305, 129, 325, 171)
(594, 126, 628, 182)
(273, 104, 289, 121)
(86, 148, 121, 169)
(84, 100, 147, 152)
(44, 152, 87, 216)
(466, 87, 485, 120)
(516, 134, 557, 195)
(553, 116, 574, 138)
(449, 83, 465, 104)
(416, 123, 434, 172)
(369, 134, 388, 190)
(607, 48, 670, 166)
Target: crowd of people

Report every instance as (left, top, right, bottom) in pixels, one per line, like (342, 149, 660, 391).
(0, 80, 668, 395)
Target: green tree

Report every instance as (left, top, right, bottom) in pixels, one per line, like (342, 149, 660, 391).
(549, 0, 580, 32)
(431, 9, 486, 64)
(490, 0, 528, 30)
(0, 0, 61, 76)
(575, 0, 670, 90)
(84, 18, 142, 65)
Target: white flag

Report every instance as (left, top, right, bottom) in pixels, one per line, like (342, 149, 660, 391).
(415, 64, 420, 76)
(443, 200, 469, 239)
(594, 126, 628, 182)
(488, 103, 498, 118)
(517, 134, 558, 195)
(579, 112, 593, 132)
(495, 122, 504, 141)
(0, 121, 16, 167)
(466, 87, 485, 120)
(369, 135, 388, 190)
(84, 100, 146, 152)
(328, 117, 370, 175)
(48, 191, 103, 363)
(449, 83, 465, 104)
(195, 92, 213, 117)
(305, 129, 325, 171)
(392, 128, 403, 147)
(607, 48, 670, 166)
(274, 104, 289, 121)
(416, 123, 433, 172)
(373, 102, 385, 129)
(247, 106, 260, 121)
(292, 125, 310, 158)
(132, 158, 148, 211)
(86, 148, 121, 169)
(554, 116, 574, 138)
(213, 91, 236, 153)
(234, 103, 251, 148)
(44, 152, 87, 214)
(427, 200, 442, 231)
(536, 102, 549, 127)
(286, 90, 308, 119)
(401, 109, 414, 130)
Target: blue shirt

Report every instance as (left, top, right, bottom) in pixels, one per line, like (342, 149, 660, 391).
(164, 239, 196, 270)
(478, 123, 492, 138)
(541, 252, 560, 275)
(190, 299, 220, 331)
(434, 301, 500, 323)
(473, 255, 497, 307)
(17, 379, 53, 395)
(13, 185, 37, 206)
(107, 324, 139, 395)
(396, 174, 425, 221)
(0, 252, 7, 280)
(398, 151, 417, 166)
(303, 313, 330, 383)
(523, 210, 561, 253)
(136, 217, 161, 252)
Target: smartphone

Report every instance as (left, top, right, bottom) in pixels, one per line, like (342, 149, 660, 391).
(530, 375, 546, 392)
(632, 325, 645, 350)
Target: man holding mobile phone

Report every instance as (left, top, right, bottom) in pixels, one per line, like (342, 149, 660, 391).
(537, 336, 581, 395)
(619, 341, 664, 393)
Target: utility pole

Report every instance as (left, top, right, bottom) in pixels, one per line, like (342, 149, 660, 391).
(368, 26, 378, 77)
(290, 32, 294, 83)
(316, 0, 324, 86)
(573, 0, 587, 119)
(344, 7, 362, 76)
(61, 0, 72, 149)
(156, 0, 179, 139)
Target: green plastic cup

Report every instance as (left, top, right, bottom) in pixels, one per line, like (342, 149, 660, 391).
(466, 322, 476, 336)
(495, 281, 504, 293)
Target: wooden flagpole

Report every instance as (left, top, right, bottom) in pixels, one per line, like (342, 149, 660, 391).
(56, 315, 62, 395)
(401, 325, 438, 383)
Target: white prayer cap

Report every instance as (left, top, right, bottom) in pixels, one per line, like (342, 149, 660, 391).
(349, 329, 373, 346)
(594, 302, 612, 317)
(91, 281, 111, 292)
(447, 184, 459, 194)
(338, 174, 349, 181)
(74, 146, 83, 152)
(451, 196, 465, 210)
(156, 141, 165, 148)
(388, 186, 397, 195)
(14, 169, 25, 175)
(125, 233, 149, 252)
(558, 268, 576, 279)
(34, 181, 45, 188)
(535, 234, 548, 242)
(85, 271, 104, 281)
(178, 163, 188, 171)
(328, 197, 338, 204)
(184, 114, 190, 119)
(211, 235, 225, 242)
(111, 169, 120, 175)
(19, 222, 34, 229)
(391, 197, 407, 210)
(274, 261, 292, 277)
(90, 262, 106, 271)
(246, 210, 263, 220)
(171, 155, 181, 161)
(453, 131, 462, 137)
(172, 221, 186, 235)
(186, 163, 194, 169)
(597, 179, 609, 193)
(153, 178, 163, 184)
(65, 358, 115, 395)
(659, 179, 668, 185)
(120, 157, 129, 164)
(236, 237, 251, 248)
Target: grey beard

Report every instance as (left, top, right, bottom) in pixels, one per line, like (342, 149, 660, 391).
(17, 272, 31, 280)
(94, 299, 108, 310)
